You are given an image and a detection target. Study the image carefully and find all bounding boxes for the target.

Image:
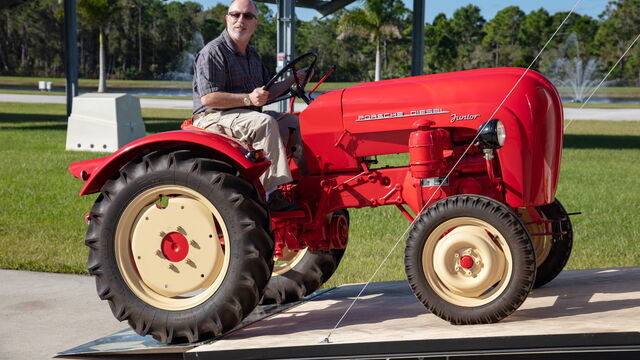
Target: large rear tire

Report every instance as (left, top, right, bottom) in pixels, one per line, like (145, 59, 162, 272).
(520, 199, 573, 288)
(85, 150, 273, 343)
(405, 195, 535, 324)
(261, 210, 348, 305)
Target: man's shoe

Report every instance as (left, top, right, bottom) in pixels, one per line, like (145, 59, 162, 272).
(268, 189, 300, 212)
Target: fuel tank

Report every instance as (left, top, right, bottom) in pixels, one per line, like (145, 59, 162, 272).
(300, 67, 563, 208)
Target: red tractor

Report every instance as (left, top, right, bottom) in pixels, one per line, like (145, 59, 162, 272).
(70, 53, 573, 344)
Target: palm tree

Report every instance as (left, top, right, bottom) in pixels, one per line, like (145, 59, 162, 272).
(77, 0, 119, 92)
(338, 0, 406, 81)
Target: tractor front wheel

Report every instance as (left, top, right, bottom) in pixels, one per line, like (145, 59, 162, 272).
(85, 150, 273, 343)
(405, 195, 535, 324)
(520, 199, 573, 288)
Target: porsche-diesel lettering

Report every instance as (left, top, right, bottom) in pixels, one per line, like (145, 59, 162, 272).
(357, 108, 450, 121)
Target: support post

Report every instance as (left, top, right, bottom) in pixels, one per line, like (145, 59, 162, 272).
(411, 0, 425, 76)
(276, 0, 295, 112)
(63, 0, 79, 116)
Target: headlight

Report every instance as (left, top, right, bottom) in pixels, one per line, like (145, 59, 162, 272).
(477, 119, 506, 149)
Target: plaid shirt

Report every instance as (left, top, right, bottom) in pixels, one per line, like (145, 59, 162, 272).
(192, 30, 271, 115)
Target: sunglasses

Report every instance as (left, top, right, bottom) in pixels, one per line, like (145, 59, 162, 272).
(227, 12, 257, 20)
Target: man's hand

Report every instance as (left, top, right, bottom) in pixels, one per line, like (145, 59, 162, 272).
(249, 87, 269, 106)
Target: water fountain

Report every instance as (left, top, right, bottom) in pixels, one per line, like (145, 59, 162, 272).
(546, 33, 604, 103)
(159, 32, 205, 82)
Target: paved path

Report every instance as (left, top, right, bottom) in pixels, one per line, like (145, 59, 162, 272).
(564, 107, 640, 121)
(2, 93, 639, 120)
(0, 270, 123, 359)
(0, 93, 299, 112)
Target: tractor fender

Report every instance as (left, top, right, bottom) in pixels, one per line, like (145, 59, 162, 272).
(69, 130, 270, 196)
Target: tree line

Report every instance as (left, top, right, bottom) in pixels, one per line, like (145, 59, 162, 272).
(1, 0, 639, 86)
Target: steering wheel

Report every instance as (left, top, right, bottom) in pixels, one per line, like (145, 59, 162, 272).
(264, 52, 317, 105)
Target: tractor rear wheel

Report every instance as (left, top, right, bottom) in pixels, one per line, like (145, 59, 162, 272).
(520, 199, 573, 288)
(405, 195, 535, 324)
(85, 150, 273, 343)
(261, 210, 349, 305)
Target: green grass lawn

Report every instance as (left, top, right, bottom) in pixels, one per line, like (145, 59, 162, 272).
(0, 102, 638, 286)
(557, 86, 640, 98)
(562, 102, 640, 109)
(0, 103, 191, 272)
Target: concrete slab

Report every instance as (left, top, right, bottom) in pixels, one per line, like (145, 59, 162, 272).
(0, 270, 123, 359)
(1, 93, 67, 104)
(564, 108, 640, 121)
(191, 267, 640, 356)
(0, 93, 307, 111)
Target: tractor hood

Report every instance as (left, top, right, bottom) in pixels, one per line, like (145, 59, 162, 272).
(301, 67, 564, 207)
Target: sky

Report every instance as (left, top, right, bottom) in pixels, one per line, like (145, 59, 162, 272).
(189, 0, 612, 23)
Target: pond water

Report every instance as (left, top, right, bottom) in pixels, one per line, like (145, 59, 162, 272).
(2, 85, 639, 104)
(559, 96, 640, 104)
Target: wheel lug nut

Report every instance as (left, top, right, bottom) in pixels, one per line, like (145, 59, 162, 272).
(169, 264, 179, 273)
(185, 258, 196, 268)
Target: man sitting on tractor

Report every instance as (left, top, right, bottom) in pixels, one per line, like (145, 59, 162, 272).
(191, 0, 305, 211)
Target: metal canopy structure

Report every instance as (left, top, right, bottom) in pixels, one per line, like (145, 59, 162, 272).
(259, 0, 357, 17)
(61, 0, 427, 114)
(63, 0, 79, 116)
(411, 0, 425, 76)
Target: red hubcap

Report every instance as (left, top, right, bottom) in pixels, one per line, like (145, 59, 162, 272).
(460, 255, 474, 269)
(161, 232, 189, 262)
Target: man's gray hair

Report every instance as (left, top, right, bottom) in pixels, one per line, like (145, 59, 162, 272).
(229, 0, 258, 13)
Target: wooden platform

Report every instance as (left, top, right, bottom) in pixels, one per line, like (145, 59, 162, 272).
(57, 267, 640, 359)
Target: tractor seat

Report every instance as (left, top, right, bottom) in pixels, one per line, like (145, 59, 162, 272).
(181, 119, 257, 152)
(181, 119, 204, 131)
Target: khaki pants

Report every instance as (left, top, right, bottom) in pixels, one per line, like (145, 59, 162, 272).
(194, 108, 302, 192)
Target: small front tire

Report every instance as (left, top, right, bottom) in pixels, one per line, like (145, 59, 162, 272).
(519, 199, 573, 288)
(405, 195, 535, 324)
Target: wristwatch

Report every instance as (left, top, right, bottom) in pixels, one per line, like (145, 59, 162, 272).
(243, 95, 251, 106)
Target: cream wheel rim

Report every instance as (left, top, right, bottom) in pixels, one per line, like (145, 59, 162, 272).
(422, 217, 513, 307)
(115, 185, 230, 311)
(519, 207, 551, 266)
(273, 247, 309, 275)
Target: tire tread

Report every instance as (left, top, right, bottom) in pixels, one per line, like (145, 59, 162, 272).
(85, 149, 273, 343)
